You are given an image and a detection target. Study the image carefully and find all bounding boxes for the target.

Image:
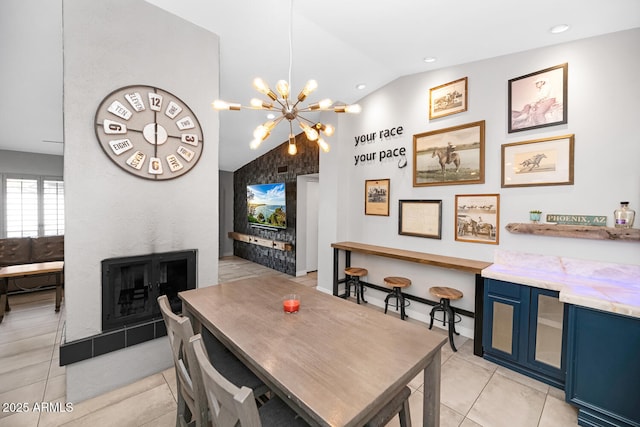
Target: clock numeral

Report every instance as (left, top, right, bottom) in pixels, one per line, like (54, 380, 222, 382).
(176, 116, 195, 130)
(148, 157, 163, 175)
(181, 134, 199, 146)
(107, 100, 133, 120)
(165, 101, 183, 119)
(108, 139, 134, 155)
(148, 93, 163, 111)
(125, 92, 145, 112)
(177, 146, 195, 162)
(126, 150, 146, 170)
(166, 154, 184, 172)
(103, 119, 127, 134)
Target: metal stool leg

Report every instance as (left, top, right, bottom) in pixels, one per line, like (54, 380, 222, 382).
(358, 279, 367, 304)
(344, 275, 352, 299)
(442, 298, 458, 352)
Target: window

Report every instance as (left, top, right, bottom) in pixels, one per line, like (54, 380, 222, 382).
(2, 175, 64, 238)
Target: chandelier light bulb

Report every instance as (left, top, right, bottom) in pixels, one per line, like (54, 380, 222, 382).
(250, 98, 273, 109)
(298, 79, 318, 101)
(288, 141, 298, 155)
(212, 100, 240, 111)
(345, 104, 362, 114)
(253, 78, 277, 101)
(276, 80, 290, 99)
(318, 98, 333, 109)
(323, 123, 335, 136)
(299, 122, 319, 141)
(249, 138, 261, 150)
(317, 137, 330, 153)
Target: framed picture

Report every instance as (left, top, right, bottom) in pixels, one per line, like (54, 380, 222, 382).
(429, 77, 468, 119)
(501, 134, 575, 188)
(413, 120, 485, 187)
(398, 200, 442, 239)
(508, 63, 568, 133)
(365, 179, 390, 216)
(455, 194, 500, 244)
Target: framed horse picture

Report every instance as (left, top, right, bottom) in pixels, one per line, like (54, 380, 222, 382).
(501, 134, 575, 187)
(413, 120, 485, 187)
(508, 63, 568, 133)
(455, 194, 500, 244)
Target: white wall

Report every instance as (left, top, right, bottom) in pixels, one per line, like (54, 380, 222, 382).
(63, 0, 219, 400)
(0, 150, 63, 176)
(318, 29, 640, 335)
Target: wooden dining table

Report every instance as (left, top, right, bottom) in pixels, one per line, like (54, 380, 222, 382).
(179, 275, 447, 426)
(0, 261, 64, 323)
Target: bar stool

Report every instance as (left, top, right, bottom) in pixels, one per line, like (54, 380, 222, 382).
(383, 276, 411, 320)
(344, 267, 368, 304)
(428, 286, 463, 352)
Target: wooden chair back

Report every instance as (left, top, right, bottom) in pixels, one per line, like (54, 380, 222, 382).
(189, 334, 263, 427)
(157, 295, 208, 427)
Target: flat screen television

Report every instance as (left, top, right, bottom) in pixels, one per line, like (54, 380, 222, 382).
(247, 182, 287, 229)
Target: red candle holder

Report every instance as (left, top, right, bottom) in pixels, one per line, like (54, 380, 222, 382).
(283, 294, 300, 313)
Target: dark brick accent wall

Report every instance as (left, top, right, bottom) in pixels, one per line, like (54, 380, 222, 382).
(233, 133, 319, 275)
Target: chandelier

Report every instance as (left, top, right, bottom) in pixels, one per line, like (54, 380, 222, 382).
(211, 0, 361, 155)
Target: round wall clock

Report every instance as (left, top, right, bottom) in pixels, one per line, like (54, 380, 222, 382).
(95, 85, 203, 180)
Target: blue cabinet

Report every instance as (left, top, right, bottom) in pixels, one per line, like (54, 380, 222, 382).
(483, 279, 567, 389)
(565, 305, 640, 427)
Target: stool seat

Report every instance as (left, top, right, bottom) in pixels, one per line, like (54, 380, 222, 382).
(429, 286, 463, 300)
(345, 267, 368, 277)
(428, 286, 463, 352)
(384, 276, 412, 288)
(344, 267, 368, 304)
(383, 276, 411, 320)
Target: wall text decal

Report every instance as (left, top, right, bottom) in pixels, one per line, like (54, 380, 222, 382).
(353, 126, 406, 166)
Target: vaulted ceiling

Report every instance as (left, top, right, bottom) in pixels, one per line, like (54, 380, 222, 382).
(2, 0, 639, 171)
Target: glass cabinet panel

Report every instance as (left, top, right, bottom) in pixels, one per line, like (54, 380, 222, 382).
(534, 294, 564, 368)
(492, 301, 514, 355)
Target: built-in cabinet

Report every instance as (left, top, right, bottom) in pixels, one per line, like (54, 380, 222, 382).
(483, 279, 567, 389)
(565, 305, 640, 427)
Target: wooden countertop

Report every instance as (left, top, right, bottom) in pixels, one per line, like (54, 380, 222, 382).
(331, 241, 492, 274)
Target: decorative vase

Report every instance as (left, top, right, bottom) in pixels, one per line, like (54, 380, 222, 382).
(529, 212, 542, 223)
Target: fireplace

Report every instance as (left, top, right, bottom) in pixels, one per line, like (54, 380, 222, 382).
(102, 250, 196, 332)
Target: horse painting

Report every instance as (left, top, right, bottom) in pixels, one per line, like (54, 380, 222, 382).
(519, 153, 546, 172)
(432, 148, 460, 176)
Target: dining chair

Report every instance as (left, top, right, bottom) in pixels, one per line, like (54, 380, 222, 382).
(189, 333, 309, 427)
(158, 295, 208, 427)
(158, 295, 268, 426)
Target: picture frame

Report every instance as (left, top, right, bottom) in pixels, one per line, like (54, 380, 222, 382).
(501, 134, 574, 188)
(429, 77, 468, 120)
(365, 179, 390, 216)
(413, 120, 485, 187)
(508, 63, 568, 133)
(398, 200, 442, 239)
(455, 194, 500, 244)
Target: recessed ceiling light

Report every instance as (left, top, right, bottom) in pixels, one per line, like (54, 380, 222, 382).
(356, 83, 366, 90)
(550, 24, 570, 34)
(423, 57, 437, 63)
(266, 113, 276, 119)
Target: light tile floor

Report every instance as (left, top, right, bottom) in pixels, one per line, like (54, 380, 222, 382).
(0, 256, 579, 427)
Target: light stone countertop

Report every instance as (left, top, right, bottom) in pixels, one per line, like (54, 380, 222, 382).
(481, 249, 640, 319)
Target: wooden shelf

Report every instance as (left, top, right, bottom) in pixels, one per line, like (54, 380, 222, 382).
(505, 223, 640, 241)
(228, 232, 292, 251)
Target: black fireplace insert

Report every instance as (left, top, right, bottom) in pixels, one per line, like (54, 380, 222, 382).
(101, 250, 196, 332)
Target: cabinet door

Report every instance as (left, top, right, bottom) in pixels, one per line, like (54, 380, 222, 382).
(527, 288, 567, 382)
(483, 279, 528, 363)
